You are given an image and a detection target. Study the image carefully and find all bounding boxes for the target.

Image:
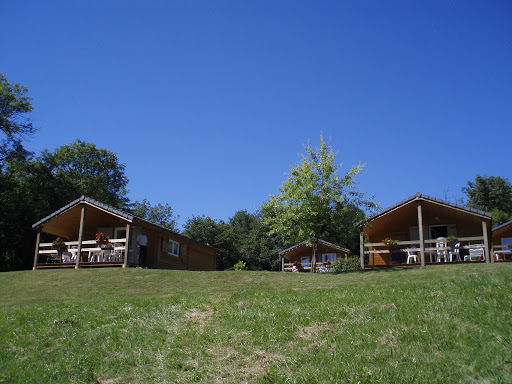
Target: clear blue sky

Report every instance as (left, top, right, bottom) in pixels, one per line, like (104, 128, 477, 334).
(2, 1, 511, 228)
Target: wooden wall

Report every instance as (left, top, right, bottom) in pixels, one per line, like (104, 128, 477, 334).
(137, 222, 216, 271)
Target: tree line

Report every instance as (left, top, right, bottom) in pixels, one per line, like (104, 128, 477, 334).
(2, 74, 512, 271)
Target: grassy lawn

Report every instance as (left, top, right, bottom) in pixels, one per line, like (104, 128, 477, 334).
(1, 264, 511, 383)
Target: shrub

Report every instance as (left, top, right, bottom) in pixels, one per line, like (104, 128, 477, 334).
(332, 257, 361, 273)
(234, 260, 247, 271)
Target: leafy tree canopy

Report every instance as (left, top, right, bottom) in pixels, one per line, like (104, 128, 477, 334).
(261, 134, 378, 270)
(183, 212, 283, 271)
(0, 74, 35, 159)
(462, 175, 512, 226)
(39, 140, 130, 209)
(132, 199, 179, 231)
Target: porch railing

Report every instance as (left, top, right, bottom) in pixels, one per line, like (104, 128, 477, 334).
(363, 236, 488, 266)
(282, 262, 334, 273)
(37, 238, 127, 265)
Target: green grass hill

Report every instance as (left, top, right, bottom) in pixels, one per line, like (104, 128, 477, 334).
(1, 264, 511, 383)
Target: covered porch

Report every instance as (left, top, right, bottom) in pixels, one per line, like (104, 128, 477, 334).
(279, 239, 352, 272)
(32, 196, 134, 269)
(359, 193, 493, 268)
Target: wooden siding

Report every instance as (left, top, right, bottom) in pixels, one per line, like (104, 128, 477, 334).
(139, 224, 216, 271)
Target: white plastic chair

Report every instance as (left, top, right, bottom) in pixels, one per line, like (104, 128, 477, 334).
(111, 246, 125, 261)
(62, 252, 73, 263)
(449, 242, 461, 262)
(436, 238, 448, 262)
(406, 247, 419, 264)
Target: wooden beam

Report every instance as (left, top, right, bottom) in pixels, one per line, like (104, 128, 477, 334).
(360, 232, 365, 269)
(75, 204, 86, 270)
(123, 223, 131, 268)
(310, 238, 318, 273)
(482, 220, 490, 263)
(32, 230, 41, 270)
(417, 202, 425, 267)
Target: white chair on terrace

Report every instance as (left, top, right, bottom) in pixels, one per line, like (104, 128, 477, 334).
(406, 247, 419, 264)
(449, 242, 461, 262)
(62, 252, 73, 263)
(111, 246, 125, 261)
(436, 238, 448, 262)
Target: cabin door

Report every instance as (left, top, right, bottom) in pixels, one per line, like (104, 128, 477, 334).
(429, 225, 457, 240)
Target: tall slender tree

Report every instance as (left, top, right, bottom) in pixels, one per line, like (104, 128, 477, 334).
(261, 134, 377, 272)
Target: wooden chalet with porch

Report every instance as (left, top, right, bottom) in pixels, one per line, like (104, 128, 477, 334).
(280, 239, 352, 272)
(32, 196, 216, 270)
(359, 193, 493, 268)
(492, 219, 512, 261)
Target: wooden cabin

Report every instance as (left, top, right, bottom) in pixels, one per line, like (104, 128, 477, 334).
(279, 239, 352, 272)
(32, 196, 216, 270)
(359, 193, 492, 267)
(492, 219, 512, 261)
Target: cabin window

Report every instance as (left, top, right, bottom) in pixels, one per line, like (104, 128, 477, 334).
(168, 240, 180, 256)
(300, 256, 310, 266)
(322, 253, 337, 262)
(115, 227, 126, 239)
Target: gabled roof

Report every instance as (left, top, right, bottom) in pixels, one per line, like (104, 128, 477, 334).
(279, 239, 350, 256)
(32, 196, 217, 251)
(493, 219, 512, 232)
(362, 192, 491, 226)
(32, 195, 133, 229)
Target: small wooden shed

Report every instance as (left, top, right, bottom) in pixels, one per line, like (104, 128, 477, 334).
(32, 196, 216, 270)
(279, 239, 352, 272)
(492, 220, 512, 261)
(360, 193, 492, 267)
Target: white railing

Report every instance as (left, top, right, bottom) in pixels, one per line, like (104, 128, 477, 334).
(363, 237, 487, 265)
(38, 239, 127, 264)
(282, 262, 334, 273)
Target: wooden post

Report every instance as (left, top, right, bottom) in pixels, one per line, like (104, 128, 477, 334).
(32, 230, 41, 270)
(482, 220, 490, 263)
(123, 223, 131, 268)
(360, 231, 365, 269)
(75, 204, 86, 270)
(310, 238, 318, 273)
(417, 202, 425, 267)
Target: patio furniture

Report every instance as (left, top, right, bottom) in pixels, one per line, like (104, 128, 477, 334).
(449, 242, 461, 262)
(494, 249, 512, 261)
(405, 247, 419, 264)
(436, 238, 448, 262)
(466, 247, 484, 261)
(61, 252, 73, 263)
(87, 247, 102, 262)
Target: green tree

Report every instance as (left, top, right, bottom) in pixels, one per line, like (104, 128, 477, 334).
(39, 140, 130, 209)
(228, 210, 283, 271)
(0, 145, 63, 270)
(261, 134, 377, 272)
(132, 199, 179, 231)
(462, 175, 512, 226)
(0, 74, 35, 159)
